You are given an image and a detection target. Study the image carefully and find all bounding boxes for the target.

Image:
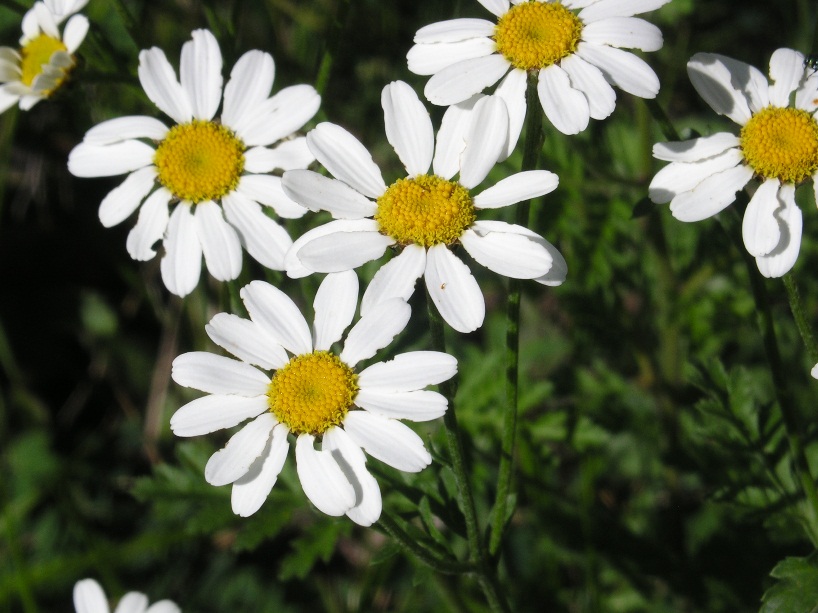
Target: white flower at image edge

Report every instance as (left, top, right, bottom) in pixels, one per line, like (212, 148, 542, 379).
(650, 48, 818, 278)
(170, 270, 457, 526)
(407, 0, 670, 153)
(73, 578, 179, 613)
(0, 0, 88, 113)
(68, 29, 320, 297)
(281, 80, 566, 334)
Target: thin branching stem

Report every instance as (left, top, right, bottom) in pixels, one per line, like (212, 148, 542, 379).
(377, 512, 474, 575)
(783, 273, 818, 363)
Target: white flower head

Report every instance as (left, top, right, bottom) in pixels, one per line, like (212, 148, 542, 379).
(0, 0, 88, 113)
(650, 48, 818, 278)
(170, 271, 457, 525)
(281, 80, 566, 334)
(408, 0, 670, 152)
(73, 578, 180, 613)
(68, 29, 321, 297)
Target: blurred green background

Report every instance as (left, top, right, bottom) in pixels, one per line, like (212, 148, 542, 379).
(3, 0, 818, 611)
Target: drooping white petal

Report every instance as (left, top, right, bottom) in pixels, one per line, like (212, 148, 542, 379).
(577, 42, 659, 99)
(83, 116, 168, 146)
(236, 84, 321, 147)
(323, 427, 382, 526)
(222, 192, 292, 270)
(340, 298, 411, 367)
(358, 351, 458, 391)
(343, 411, 431, 472)
(231, 424, 289, 517)
(205, 413, 276, 486)
(356, 389, 448, 422)
(73, 579, 110, 613)
(768, 48, 804, 107)
(194, 201, 242, 282)
(494, 67, 528, 160)
(649, 148, 744, 204)
(62, 14, 88, 53)
(475, 0, 510, 16)
(137, 47, 193, 124)
(360, 244, 426, 317)
(240, 280, 313, 355)
(537, 64, 591, 135)
(581, 17, 663, 52)
(170, 394, 269, 437)
(313, 270, 359, 351)
(425, 244, 485, 333)
(281, 170, 376, 219)
(222, 50, 274, 133)
(669, 164, 754, 222)
(206, 313, 289, 370)
(560, 53, 617, 121)
(461, 222, 553, 279)
(98, 166, 157, 228)
(742, 179, 782, 257)
(382, 80, 434, 176)
(295, 434, 356, 516)
(424, 54, 511, 106)
(172, 351, 270, 396)
(652, 133, 741, 162)
(474, 170, 559, 209)
(180, 29, 223, 121)
(433, 94, 484, 180)
(161, 204, 203, 298)
(578, 0, 671, 22)
(125, 188, 170, 261)
(756, 185, 803, 278)
(67, 141, 155, 178)
(145, 600, 180, 613)
(686, 53, 754, 124)
(113, 592, 148, 613)
(306, 123, 386, 199)
(293, 220, 394, 274)
(237, 173, 308, 219)
(413, 18, 496, 43)
(460, 95, 509, 188)
(407, 38, 496, 76)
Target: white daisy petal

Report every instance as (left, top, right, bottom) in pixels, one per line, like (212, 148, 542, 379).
(313, 270, 359, 351)
(537, 64, 591, 136)
(295, 434, 356, 516)
(137, 47, 193, 124)
(578, 0, 671, 22)
(281, 170, 376, 219)
(180, 29, 223, 121)
(581, 17, 663, 52)
(98, 166, 157, 228)
(358, 351, 457, 391)
(145, 601, 180, 613)
(343, 411, 431, 472)
(407, 37, 497, 76)
(62, 14, 88, 52)
(743, 179, 782, 257)
(83, 115, 169, 145)
(73, 579, 109, 613)
(648, 148, 744, 203)
(768, 48, 804, 107)
(461, 222, 553, 279)
(222, 192, 292, 270)
(306, 123, 386, 198)
(125, 188, 170, 261)
(172, 351, 270, 396)
(811, 362, 818, 379)
(294, 221, 394, 274)
(232, 424, 289, 517)
(652, 133, 741, 162)
(356, 389, 448, 422)
(33, 3, 59, 38)
(323, 427, 382, 526)
(475, 0, 510, 17)
(577, 42, 659, 99)
(494, 67, 528, 160)
(170, 394, 269, 437)
(560, 53, 617, 121)
(161, 204, 203, 298)
(686, 53, 754, 124)
(240, 280, 313, 355)
(67, 141, 155, 178)
(360, 244, 426, 318)
(114, 593, 149, 613)
(244, 140, 315, 174)
(433, 94, 484, 180)
(340, 298, 411, 367)
(237, 174, 308, 219)
(424, 54, 511, 106)
(669, 164, 754, 222)
(413, 18, 496, 43)
(206, 312, 289, 370)
(222, 50, 274, 132)
(425, 244, 485, 333)
(205, 413, 276, 486)
(756, 185, 802, 278)
(474, 170, 559, 209)
(795, 74, 818, 113)
(194, 201, 242, 282)
(237, 85, 321, 146)
(460, 94, 509, 188)
(382, 80, 434, 176)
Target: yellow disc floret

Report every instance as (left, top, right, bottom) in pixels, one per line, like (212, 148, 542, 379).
(267, 351, 358, 436)
(20, 34, 69, 89)
(154, 120, 245, 203)
(494, 1, 583, 71)
(375, 174, 475, 246)
(740, 107, 818, 184)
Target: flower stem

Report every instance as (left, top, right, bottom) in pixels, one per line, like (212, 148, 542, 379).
(644, 98, 681, 142)
(489, 71, 543, 558)
(783, 273, 818, 363)
(313, 0, 351, 97)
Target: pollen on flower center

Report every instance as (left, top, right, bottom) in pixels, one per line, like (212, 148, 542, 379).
(267, 351, 358, 436)
(493, 1, 583, 71)
(20, 34, 68, 88)
(375, 175, 475, 246)
(740, 106, 818, 184)
(153, 120, 246, 203)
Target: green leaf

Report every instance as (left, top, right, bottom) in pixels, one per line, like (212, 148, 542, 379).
(760, 555, 818, 613)
(278, 519, 350, 581)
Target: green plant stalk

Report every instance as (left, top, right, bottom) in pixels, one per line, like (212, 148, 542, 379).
(377, 512, 474, 575)
(489, 71, 543, 557)
(783, 273, 818, 363)
(108, 0, 145, 50)
(314, 0, 351, 97)
(644, 98, 681, 142)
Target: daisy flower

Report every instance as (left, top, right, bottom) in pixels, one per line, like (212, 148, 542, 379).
(407, 0, 670, 153)
(73, 578, 179, 613)
(68, 29, 320, 297)
(649, 48, 818, 278)
(0, 0, 88, 114)
(281, 80, 566, 334)
(170, 270, 456, 525)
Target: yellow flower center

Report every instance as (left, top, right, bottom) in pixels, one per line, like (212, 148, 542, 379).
(375, 175, 475, 246)
(20, 33, 68, 89)
(153, 120, 246, 203)
(740, 106, 818, 184)
(493, 1, 583, 71)
(267, 351, 358, 436)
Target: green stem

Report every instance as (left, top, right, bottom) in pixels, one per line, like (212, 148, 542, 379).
(313, 0, 351, 97)
(783, 273, 818, 363)
(377, 512, 474, 575)
(108, 0, 144, 50)
(489, 71, 543, 558)
(644, 98, 681, 142)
